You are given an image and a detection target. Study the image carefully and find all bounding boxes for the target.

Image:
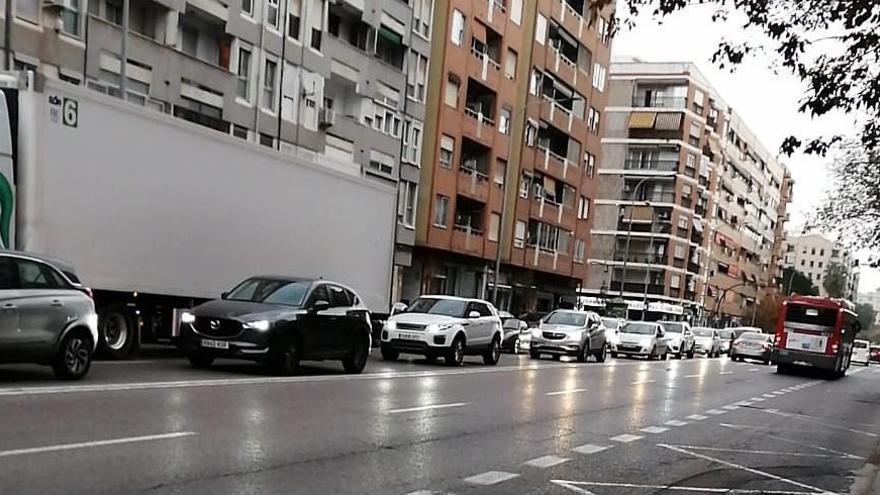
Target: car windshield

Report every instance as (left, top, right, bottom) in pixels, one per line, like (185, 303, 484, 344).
(544, 311, 587, 326)
(854, 341, 868, 349)
(621, 322, 656, 335)
(693, 328, 714, 337)
(740, 332, 768, 341)
(407, 298, 469, 318)
(659, 322, 684, 333)
(601, 318, 618, 329)
(226, 278, 311, 306)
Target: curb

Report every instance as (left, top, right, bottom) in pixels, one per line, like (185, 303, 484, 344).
(852, 440, 880, 495)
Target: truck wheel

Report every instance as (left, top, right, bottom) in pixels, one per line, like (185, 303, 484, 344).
(52, 329, 93, 380)
(187, 353, 215, 369)
(98, 306, 136, 359)
(342, 333, 370, 374)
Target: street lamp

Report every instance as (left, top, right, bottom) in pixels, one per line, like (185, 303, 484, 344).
(492, 94, 584, 306)
(617, 177, 653, 297)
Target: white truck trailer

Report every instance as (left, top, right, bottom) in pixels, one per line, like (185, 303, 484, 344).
(0, 72, 396, 357)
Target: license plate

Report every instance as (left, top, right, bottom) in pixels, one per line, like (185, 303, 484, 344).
(398, 332, 421, 341)
(201, 339, 229, 350)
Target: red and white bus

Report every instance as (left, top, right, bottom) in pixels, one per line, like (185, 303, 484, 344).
(771, 296, 861, 378)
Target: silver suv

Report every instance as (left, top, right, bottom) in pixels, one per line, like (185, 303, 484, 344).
(0, 251, 98, 379)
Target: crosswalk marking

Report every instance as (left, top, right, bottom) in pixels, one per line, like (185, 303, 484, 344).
(641, 426, 670, 434)
(572, 444, 613, 455)
(610, 434, 644, 443)
(665, 420, 689, 427)
(463, 471, 519, 485)
(523, 455, 570, 468)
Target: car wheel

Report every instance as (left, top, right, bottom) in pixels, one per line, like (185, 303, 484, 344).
(648, 346, 657, 360)
(662, 350, 668, 360)
(271, 336, 301, 376)
(483, 336, 501, 365)
(776, 363, 790, 375)
(530, 350, 541, 360)
(513, 337, 521, 355)
(53, 330, 93, 380)
(687, 345, 695, 359)
(380, 344, 399, 361)
(595, 342, 607, 363)
(342, 333, 370, 374)
(552, 354, 562, 361)
(610, 351, 618, 358)
(577, 343, 591, 363)
(424, 352, 438, 364)
(446, 336, 465, 366)
(187, 352, 215, 369)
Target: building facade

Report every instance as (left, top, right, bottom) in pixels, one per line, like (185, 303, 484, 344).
(405, 0, 613, 314)
(3, 0, 432, 303)
(582, 61, 724, 320)
(782, 233, 860, 300)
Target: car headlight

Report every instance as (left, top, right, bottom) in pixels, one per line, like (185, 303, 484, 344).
(531, 328, 541, 339)
(384, 320, 397, 331)
(181, 311, 196, 324)
(427, 324, 452, 333)
(244, 320, 271, 332)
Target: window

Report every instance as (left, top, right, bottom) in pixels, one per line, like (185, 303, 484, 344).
(328, 285, 352, 308)
(535, 14, 547, 45)
(368, 150, 395, 175)
(412, 0, 433, 38)
(800, 259, 805, 266)
(525, 121, 538, 146)
(311, 28, 322, 51)
(578, 196, 590, 219)
(820, 249, 825, 256)
(398, 181, 418, 228)
(242, 0, 253, 16)
(232, 125, 249, 140)
(433, 195, 449, 227)
(811, 248, 816, 255)
(307, 284, 330, 306)
(236, 45, 253, 100)
(407, 51, 429, 102)
(597, 17, 609, 44)
(504, 49, 518, 80)
(57, 0, 81, 36)
(259, 133, 274, 147)
(288, 0, 301, 39)
(402, 120, 423, 164)
(451, 9, 465, 46)
(520, 172, 532, 198)
(15, 259, 66, 289)
(262, 58, 278, 111)
(440, 135, 455, 168)
(514, 221, 527, 248)
(819, 261, 824, 268)
(574, 239, 585, 263)
(489, 213, 501, 242)
(266, 0, 279, 29)
(529, 68, 542, 95)
(693, 89, 705, 113)
(678, 216, 688, 229)
(495, 159, 506, 186)
(16, 0, 41, 21)
(588, 107, 600, 134)
(585, 152, 595, 178)
(444, 75, 460, 107)
(810, 260, 814, 268)
(674, 244, 685, 259)
(373, 102, 402, 138)
(592, 63, 606, 91)
(499, 107, 511, 135)
(671, 275, 681, 289)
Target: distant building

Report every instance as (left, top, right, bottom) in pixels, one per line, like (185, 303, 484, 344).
(782, 234, 860, 300)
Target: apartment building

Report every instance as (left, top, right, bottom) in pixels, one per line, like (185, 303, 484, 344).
(405, 0, 613, 313)
(580, 61, 724, 320)
(705, 111, 791, 325)
(3, 0, 432, 301)
(782, 233, 860, 300)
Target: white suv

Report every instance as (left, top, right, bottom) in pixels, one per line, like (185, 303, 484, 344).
(380, 296, 503, 366)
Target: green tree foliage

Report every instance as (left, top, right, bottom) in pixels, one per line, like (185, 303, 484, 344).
(781, 267, 818, 296)
(755, 291, 784, 333)
(822, 263, 847, 298)
(855, 302, 875, 333)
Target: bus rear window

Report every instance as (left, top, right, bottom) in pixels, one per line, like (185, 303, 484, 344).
(784, 304, 838, 327)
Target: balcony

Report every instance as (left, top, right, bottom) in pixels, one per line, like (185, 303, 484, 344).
(610, 281, 666, 296)
(458, 165, 490, 202)
(612, 251, 667, 265)
(178, 6, 232, 70)
(632, 93, 687, 109)
(624, 159, 679, 172)
(451, 225, 485, 256)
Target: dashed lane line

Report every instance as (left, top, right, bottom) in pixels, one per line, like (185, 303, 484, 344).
(545, 388, 589, 396)
(706, 409, 727, 415)
(523, 455, 570, 468)
(551, 480, 821, 494)
(665, 420, 689, 427)
(687, 414, 709, 420)
(463, 471, 519, 486)
(0, 431, 197, 458)
(572, 444, 614, 455)
(641, 426, 669, 434)
(610, 434, 644, 443)
(388, 402, 468, 414)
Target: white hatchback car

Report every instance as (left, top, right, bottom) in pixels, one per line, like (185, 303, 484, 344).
(380, 296, 503, 366)
(852, 339, 871, 366)
(611, 321, 669, 360)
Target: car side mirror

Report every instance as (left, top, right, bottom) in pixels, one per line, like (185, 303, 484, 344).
(519, 321, 528, 331)
(220, 291, 229, 300)
(468, 311, 481, 319)
(391, 302, 408, 315)
(311, 300, 330, 313)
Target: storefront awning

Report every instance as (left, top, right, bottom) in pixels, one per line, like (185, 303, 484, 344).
(654, 112, 683, 130)
(628, 111, 657, 129)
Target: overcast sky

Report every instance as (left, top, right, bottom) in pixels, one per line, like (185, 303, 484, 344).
(610, 2, 880, 294)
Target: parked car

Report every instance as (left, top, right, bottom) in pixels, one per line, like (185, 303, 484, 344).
(717, 329, 737, 355)
(658, 321, 696, 359)
(499, 311, 530, 354)
(0, 251, 98, 379)
(871, 345, 880, 364)
(730, 331, 773, 364)
(601, 317, 622, 350)
(519, 311, 550, 328)
(610, 321, 668, 360)
(381, 296, 503, 366)
(178, 277, 372, 375)
(692, 327, 722, 357)
(852, 339, 871, 366)
(529, 310, 607, 362)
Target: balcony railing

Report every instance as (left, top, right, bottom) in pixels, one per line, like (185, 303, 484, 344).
(551, 46, 578, 71)
(538, 145, 570, 166)
(453, 224, 484, 236)
(624, 192, 676, 203)
(632, 95, 687, 109)
(624, 159, 678, 172)
(610, 281, 666, 295)
(464, 105, 496, 127)
(470, 45, 501, 71)
(612, 251, 667, 264)
(460, 161, 490, 180)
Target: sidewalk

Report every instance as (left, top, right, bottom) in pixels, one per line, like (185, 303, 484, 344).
(852, 440, 880, 495)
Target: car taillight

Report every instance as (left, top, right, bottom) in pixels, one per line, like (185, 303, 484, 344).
(762, 343, 770, 350)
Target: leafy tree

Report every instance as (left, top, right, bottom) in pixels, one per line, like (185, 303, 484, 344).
(822, 262, 847, 298)
(755, 291, 784, 333)
(855, 302, 875, 333)
(781, 267, 818, 296)
(599, 0, 880, 154)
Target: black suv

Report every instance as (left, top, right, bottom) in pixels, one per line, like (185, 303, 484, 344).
(178, 277, 372, 375)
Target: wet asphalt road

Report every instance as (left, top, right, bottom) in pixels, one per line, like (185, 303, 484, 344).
(0, 349, 879, 495)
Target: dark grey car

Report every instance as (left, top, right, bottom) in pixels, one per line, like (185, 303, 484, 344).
(0, 251, 98, 379)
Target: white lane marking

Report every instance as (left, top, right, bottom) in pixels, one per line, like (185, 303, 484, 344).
(683, 374, 703, 378)
(719, 371, 734, 375)
(388, 402, 468, 414)
(551, 479, 820, 494)
(463, 471, 519, 485)
(665, 420, 689, 427)
(610, 434, 643, 443)
(572, 444, 613, 455)
(687, 414, 708, 420)
(722, 405, 740, 411)
(706, 409, 726, 415)
(719, 423, 865, 459)
(641, 426, 669, 434)
(0, 431, 197, 458)
(751, 397, 766, 402)
(523, 455, 570, 468)
(92, 360, 158, 365)
(756, 408, 879, 437)
(675, 444, 861, 460)
(659, 444, 837, 494)
(631, 379, 656, 385)
(545, 388, 589, 396)
(762, 393, 776, 398)
(749, 368, 760, 371)
(737, 401, 754, 406)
